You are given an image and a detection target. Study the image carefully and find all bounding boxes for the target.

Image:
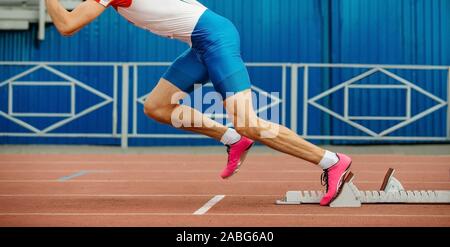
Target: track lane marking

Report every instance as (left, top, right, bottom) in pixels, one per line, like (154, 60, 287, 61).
(0, 212, 449, 218)
(58, 171, 90, 182)
(193, 195, 225, 215)
(0, 179, 448, 184)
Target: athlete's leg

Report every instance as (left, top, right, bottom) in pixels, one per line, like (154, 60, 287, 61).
(224, 89, 352, 205)
(195, 9, 351, 205)
(224, 89, 325, 164)
(143, 77, 228, 141)
(144, 47, 254, 178)
(193, 11, 323, 165)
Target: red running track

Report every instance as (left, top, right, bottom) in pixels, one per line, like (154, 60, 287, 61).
(0, 153, 449, 226)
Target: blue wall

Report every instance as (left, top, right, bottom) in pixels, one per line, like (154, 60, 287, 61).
(0, 0, 449, 146)
(0, 0, 327, 63)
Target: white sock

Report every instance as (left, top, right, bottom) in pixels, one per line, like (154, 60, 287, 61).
(220, 128, 241, 145)
(318, 150, 339, 170)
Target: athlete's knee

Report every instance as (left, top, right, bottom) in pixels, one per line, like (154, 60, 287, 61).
(143, 100, 171, 123)
(143, 104, 158, 120)
(234, 117, 279, 140)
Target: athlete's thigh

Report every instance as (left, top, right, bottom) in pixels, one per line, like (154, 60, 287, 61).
(161, 48, 209, 94)
(199, 23, 251, 99)
(145, 78, 186, 108)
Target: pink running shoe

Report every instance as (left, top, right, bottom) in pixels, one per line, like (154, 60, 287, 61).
(319, 153, 352, 206)
(220, 136, 254, 179)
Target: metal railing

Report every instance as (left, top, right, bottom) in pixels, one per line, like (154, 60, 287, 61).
(292, 64, 450, 141)
(0, 62, 118, 138)
(0, 61, 449, 147)
(128, 62, 286, 140)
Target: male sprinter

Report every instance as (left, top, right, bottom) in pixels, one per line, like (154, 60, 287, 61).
(45, 0, 352, 206)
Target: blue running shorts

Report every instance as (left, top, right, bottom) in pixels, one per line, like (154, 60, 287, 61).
(162, 10, 251, 99)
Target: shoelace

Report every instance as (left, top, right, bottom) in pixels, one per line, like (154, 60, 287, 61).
(321, 169, 329, 192)
(226, 145, 231, 163)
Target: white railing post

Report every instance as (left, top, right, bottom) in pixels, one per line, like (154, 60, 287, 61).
(133, 65, 138, 135)
(406, 86, 411, 119)
(290, 65, 298, 134)
(112, 65, 118, 137)
(281, 65, 287, 126)
(344, 85, 349, 119)
(70, 82, 76, 116)
(8, 81, 13, 115)
(121, 64, 129, 148)
(303, 65, 309, 137)
(447, 67, 450, 140)
(38, 0, 46, 41)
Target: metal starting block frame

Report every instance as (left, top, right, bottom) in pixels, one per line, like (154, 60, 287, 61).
(276, 168, 450, 207)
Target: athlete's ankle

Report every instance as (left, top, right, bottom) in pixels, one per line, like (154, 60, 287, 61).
(318, 150, 339, 170)
(220, 128, 241, 145)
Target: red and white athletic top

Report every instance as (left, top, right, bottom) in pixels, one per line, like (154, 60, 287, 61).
(95, 0, 207, 45)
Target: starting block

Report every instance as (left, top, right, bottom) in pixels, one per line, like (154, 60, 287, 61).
(276, 168, 450, 207)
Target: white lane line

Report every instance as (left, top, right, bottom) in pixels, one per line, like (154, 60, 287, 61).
(58, 170, 90, 182)
(0, 160, 449, 165)
(0, 169, 447, 174)
(193, 195, 225, 215)
(0, 212, 448, 218)
(0, 179, 448, 184)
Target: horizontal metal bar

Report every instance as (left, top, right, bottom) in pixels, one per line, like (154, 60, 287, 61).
(127, 62, 289, 67)
(11, 81, 71, 86)
(0, 133, 446, 141)
(0, 133, 116, 138)
(0, 62, 448, 70)
(127, 62, 171, 66)
(0, 61, 121, 66)
(301, 135, 448, 141)
(0, 9, 41, 21)
(296, 63, 449, 70)
(348, 116, 408, 121)
(347, 84, 408, 89)
(246, 63, 291, 67)
(128, 134, 209, 139)
(0, 0, 81, 7)
(10, 113, 72, 117)
(0, 20, 29, 30)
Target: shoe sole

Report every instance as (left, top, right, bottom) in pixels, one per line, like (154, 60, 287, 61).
(223, 142, 254, 179)
(328, 162, 352, 205)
